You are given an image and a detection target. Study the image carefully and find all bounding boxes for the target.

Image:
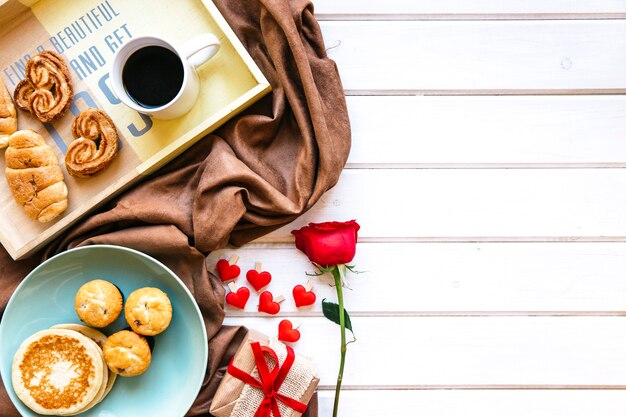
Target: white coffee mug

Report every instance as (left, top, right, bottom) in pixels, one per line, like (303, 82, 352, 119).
(110, 33, 220, 120)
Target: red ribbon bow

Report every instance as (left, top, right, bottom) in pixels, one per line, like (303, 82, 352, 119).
(228, 342, 308, 417)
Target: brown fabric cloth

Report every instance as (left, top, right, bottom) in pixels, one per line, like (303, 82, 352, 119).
(0, 0, 349, 415)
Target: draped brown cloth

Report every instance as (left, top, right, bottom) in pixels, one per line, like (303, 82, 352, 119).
(0, 0, 349, 415)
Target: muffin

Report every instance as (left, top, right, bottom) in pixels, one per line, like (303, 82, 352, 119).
(103, 330, 151, 377)
(125, 287, 172, 336)
(75, 280, 123, 327)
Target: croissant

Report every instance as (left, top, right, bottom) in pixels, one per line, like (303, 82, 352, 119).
(65, 108, 119, 177)
(13, 50, 73, 123)
(0, 80, 17, 149)
(5, 130, 68, 222)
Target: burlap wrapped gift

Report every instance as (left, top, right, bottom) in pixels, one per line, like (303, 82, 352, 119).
(210, 332, 319, 417)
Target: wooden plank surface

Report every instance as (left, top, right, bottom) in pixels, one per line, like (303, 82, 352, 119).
(259, 169, 626, 241)
(223, 316, 626, 386)
(209, 242, 626, 314)
(320, 20, 626, 93)
(314, 0, 626, 19)
(346, 96, 626, 167)
(221, 2, 626, 413)
(317, 391, 626, 417)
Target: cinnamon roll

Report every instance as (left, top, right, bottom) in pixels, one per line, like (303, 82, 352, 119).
(65, 108, 119, 177)
(13, 50, 73, 123)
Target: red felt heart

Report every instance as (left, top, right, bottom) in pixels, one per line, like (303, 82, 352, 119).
(246, 270, 272, 292)
(225, 287, 250, 310)
(292, 285, 316, 307)
(258, 291, 281, 315)
(216, 259, 241, 282)
(278, 319, 300, 343)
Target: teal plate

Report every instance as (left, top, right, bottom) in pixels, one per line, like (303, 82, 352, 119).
(0, 245, 208, 416)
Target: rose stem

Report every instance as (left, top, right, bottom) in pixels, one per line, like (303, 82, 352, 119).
(331, 264, 347, 417)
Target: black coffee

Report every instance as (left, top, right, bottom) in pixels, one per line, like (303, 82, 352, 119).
(122, 46, 184, 108)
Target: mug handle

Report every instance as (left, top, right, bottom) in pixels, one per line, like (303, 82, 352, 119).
(182, 33, 220, 68)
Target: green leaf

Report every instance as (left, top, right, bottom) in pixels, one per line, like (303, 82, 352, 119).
(322, 299, 354, 335)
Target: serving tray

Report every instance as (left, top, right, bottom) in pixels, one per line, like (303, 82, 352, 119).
(0, 0, 271, 259)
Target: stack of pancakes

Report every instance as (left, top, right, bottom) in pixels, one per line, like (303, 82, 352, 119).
(12, 325, 117, 415)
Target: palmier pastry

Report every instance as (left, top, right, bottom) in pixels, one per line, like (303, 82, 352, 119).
(13, 80, 34, 112)
(5, 130, 68, 222)
(13, 50, 73, 123)
(0, 80, 17, 149)
(65, 108, 119, 177)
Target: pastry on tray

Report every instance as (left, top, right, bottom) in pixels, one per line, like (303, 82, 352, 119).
(5, 129, 68, 222)
(65, 108, 119, 177)
(0, 80, 16, 149)
(13, 50, 73, 123)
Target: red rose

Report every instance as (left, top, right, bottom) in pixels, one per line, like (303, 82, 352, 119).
(293, 220, 361, 417)
(291, 220, 360, 267)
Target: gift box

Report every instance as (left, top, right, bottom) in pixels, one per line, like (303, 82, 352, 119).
(210, 331, 320, 417)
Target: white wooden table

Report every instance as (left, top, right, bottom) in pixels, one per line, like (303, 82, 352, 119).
(211, 1, 626, 415)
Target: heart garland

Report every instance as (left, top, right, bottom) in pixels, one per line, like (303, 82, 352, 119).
(218, 257, 317, 341)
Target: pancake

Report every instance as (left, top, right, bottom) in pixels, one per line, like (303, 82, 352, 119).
(66, 336, 108, 415)
(99, 366, 117, 403)
(50, 324, 117, 404)
(62, 336, 107, 415)
(50, 324, 107, 349)
(12, 329, 104, 415)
